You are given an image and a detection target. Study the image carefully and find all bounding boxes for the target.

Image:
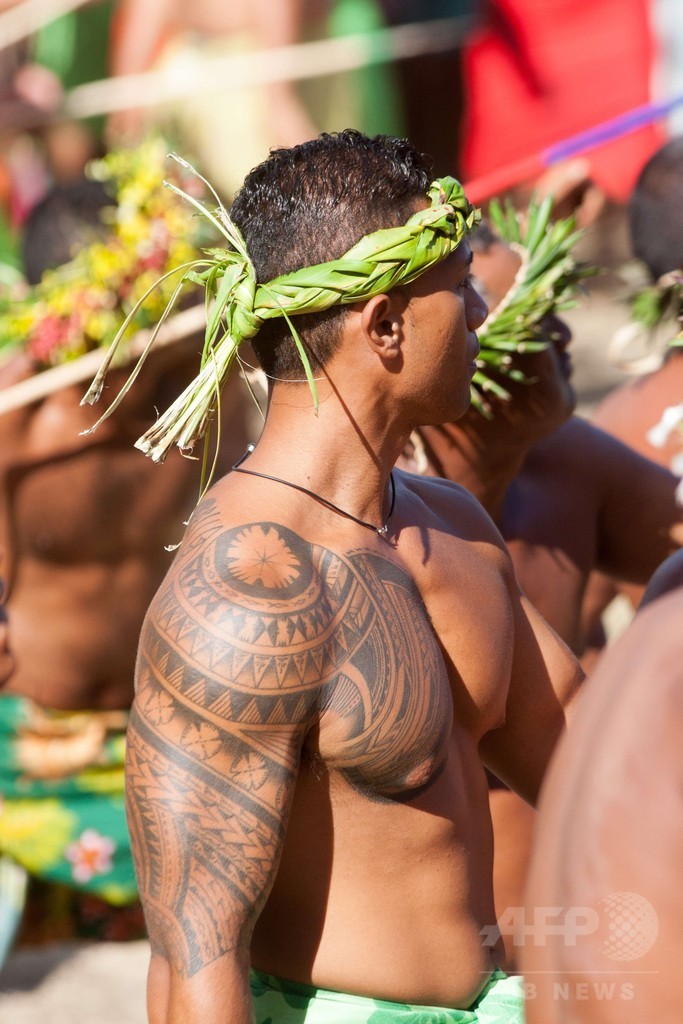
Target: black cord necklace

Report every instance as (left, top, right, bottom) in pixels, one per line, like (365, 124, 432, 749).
(231, 447, 396, 538)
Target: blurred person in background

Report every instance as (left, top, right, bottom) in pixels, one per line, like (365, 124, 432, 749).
(107, 0, 403, 198)
(0, 144, 256, 961)
(461, 0, 664, 204)
(583, 136, 683, 651)
(378, 0, 477, 175)
(0, 0, 113, 266)
(399, 207, 683, 970)
(522, 582, 683, 1023)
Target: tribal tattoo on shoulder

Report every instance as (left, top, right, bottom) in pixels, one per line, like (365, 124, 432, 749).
(127, 501, 451, 977)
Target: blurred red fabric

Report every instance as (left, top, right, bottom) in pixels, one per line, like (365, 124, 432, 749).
(461, 0, 666, 201)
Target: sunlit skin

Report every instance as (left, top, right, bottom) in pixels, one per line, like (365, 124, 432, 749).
(0, 342, 257, 712)
(127, 225, 582, 1023)
(398, 231, 683, 972)
(584, 347, 683, 629)
(524, 588, 683, 1023)
(401, 234, 682, 648)
(0, 564, 13, 687)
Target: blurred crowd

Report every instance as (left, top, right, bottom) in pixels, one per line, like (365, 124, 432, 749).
(1, 1, 683, 1022)
(1, 0, 680, 270)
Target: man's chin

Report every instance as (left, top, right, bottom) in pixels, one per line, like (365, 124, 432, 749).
(423, 393, 474, 427)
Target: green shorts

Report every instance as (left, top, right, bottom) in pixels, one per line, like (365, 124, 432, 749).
(251, 967, 525, 1023)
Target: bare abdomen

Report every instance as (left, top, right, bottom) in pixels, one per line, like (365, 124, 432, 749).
(251, 743, 503, 1008)
(4, 558, 165, 710)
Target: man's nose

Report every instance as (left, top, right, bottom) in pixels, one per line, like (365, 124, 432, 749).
(468, 286, 489, 331)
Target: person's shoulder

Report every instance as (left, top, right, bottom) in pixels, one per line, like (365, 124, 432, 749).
(590, 353, 683, 455)
(593, 351, 683, 426)
(166, 492, 325, 612)
(531, 414, 601, 457)
(394, 467, 507, 547)
(0, 354, 40, 447)
(528, 414, 653, 475)
(591, 374, 644, 424)
(180, 489, 317, 559)
(395, 465, 484, 512)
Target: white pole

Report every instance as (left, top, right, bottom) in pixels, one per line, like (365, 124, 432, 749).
(63, 16, 476, 119)
(0, 305, 207, 415)
(0, 0, 93, 52)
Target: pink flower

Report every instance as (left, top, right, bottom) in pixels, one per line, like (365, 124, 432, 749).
(66, 828, 116, 884)
(28, 314, 70, 365)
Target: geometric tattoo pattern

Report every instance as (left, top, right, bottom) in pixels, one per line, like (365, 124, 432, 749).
(126, 502, 453, 977)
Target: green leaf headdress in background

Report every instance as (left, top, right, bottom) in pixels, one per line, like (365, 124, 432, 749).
(82, 158, 480, 464)
(471, 195, 597, 416)
(629, 269, 683, 348)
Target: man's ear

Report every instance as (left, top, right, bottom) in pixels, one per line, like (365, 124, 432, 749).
(359, 292, 406, 361)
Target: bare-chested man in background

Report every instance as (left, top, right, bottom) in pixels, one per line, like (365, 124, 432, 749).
(398, 218, 682, 971)
(125, 130, 582, 1023)
(584, 136, 683, 625)
(523, 583, 683, 1024)
(0, 180, 254, 948)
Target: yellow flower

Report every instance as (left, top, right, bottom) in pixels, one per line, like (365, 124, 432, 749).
(0, 136, 208, 369)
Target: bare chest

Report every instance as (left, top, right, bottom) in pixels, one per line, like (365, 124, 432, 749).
(3, 439, 199, 563)
(314, 548, 454, 799)
(169, 523, 455, 801)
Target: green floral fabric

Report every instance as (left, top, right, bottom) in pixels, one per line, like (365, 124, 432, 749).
(0, 695, 137, 904)
(251, 968, 525, 1023)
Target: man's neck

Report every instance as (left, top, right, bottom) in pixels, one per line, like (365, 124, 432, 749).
(245, 382, 406, 529)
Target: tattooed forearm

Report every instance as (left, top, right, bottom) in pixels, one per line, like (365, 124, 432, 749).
(127, 509, 452, 976)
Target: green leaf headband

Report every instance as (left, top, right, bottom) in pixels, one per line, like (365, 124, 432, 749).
(82, 159, 479, 464)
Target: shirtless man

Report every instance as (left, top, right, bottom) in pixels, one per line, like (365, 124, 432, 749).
(0, 181, 255, 924)
(405, 224, 682, 652)
(584, 136, 683, 623)
(108, 0, 330, 198)
(398, 222, 683, 969)
(124, 130, 582, 1022)
(522, 586, 683, 1023)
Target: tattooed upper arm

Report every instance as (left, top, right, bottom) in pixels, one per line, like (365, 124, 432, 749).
(125, 507, 326, 978)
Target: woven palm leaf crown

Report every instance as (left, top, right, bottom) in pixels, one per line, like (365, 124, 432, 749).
(471, 196, 596, 416)
(83, 162, 480, 463)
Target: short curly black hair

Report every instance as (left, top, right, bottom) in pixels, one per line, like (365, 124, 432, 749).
(229, 130, 433, 380)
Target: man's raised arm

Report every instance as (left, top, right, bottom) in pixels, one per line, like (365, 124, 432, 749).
(125, 505, 320, 1023)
